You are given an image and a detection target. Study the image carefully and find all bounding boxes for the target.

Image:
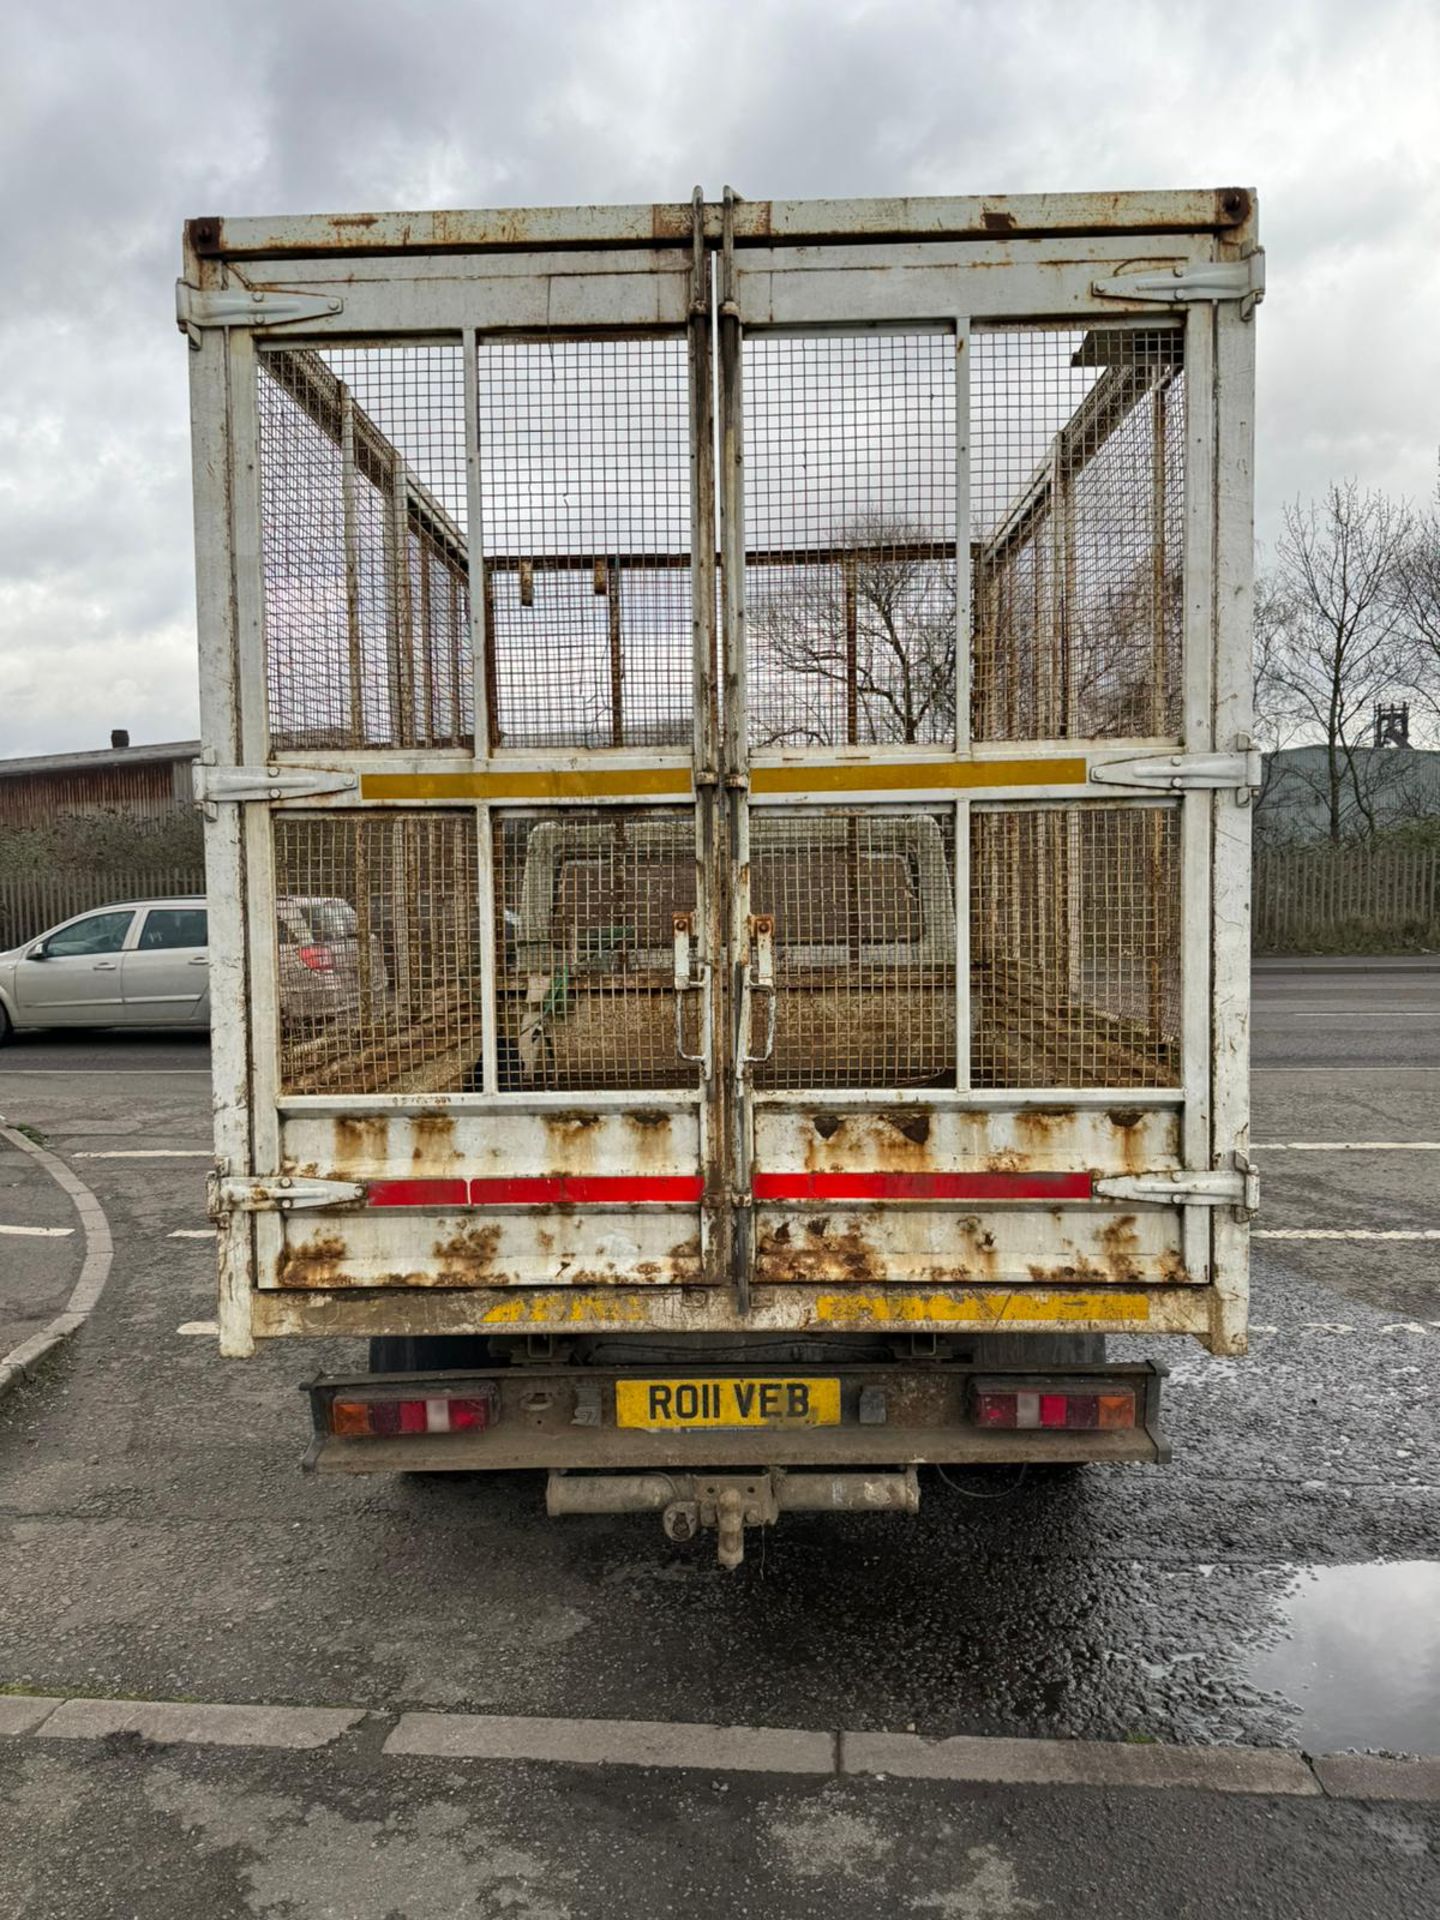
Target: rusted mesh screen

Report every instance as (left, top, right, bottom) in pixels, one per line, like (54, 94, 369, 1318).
(494, 810, 699, 1091)
(476, 339, 692, 750)
(257, 347, 471, 752)
(751, 810, 956, 1090)
(971, 804, 1181, 1088)
(971, 324, 1184, 741)
(275, 812, 480, 1096)
(744, 334, 957, 749)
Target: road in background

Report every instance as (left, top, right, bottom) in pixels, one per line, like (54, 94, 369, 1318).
(1, 964, 1436, 1914)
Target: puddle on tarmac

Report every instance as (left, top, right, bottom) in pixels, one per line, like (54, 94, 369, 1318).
(1243, 1561, 1440, 1755)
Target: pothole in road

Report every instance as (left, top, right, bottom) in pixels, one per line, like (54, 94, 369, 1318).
(1242, 1560, 1440, 1755)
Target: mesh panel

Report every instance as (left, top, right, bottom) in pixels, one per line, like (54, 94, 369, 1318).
(744, 334, 957, 749)
(476, 339, 692, 750)
(275, 812, 480, 1096)
(257, 347, 471, 752)
(971, 804, 1180, 1088)
(494, 810, 698, 1091)
(751, 810, 956, 1090)
(971, 325, 1184, 741)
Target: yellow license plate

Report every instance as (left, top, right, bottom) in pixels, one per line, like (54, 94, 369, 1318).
(615, 1377, 841, 1431)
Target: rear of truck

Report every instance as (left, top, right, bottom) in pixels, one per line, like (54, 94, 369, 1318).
(182, 189, 1261, 1563)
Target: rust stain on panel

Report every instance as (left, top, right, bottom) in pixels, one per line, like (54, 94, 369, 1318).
(333, 1115, 388, 1169)
(432, 1223, 503, 1282)
(411, 1112, 459, 1169)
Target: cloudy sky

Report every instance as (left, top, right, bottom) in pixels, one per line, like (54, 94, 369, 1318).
(1, 0, 1437, 758)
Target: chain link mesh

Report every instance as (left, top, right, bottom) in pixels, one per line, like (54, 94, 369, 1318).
(752, 810, 956, 1090)
(477, 338, 692, 750)
(493, 810, 699, 1091)
(275, 811, 480, 1096)
(971, 324, 1184, 742)
(257, 346, 471, 752)
(744, 333, 957, 750)
(971, 803, 1181, 1088)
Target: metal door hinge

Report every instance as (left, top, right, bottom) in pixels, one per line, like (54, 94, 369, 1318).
(1095, 1163, 1259, 1216)
(177, 282, 344, 346)
(211, 1175, 365, 1216)
(1092, 253, 1265, 318)
(193, 762, 358, 812)
(1090, 747, 1262, 798)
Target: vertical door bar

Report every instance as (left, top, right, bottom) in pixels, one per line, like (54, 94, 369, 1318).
(463, 327, 499, 1094)
(1180, 306, 1217, 1292)
(687, 193, 727, 1285)
(1210, 295, 1258, 1353)
(953, 319, 972, 1092)
(718, 186, 754, 1311)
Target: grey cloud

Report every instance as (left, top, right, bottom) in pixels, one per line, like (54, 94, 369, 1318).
(1, 0, 1438, 752)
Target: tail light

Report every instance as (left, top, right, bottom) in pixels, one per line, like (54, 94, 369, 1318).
(297, 944, 335, 974)
(330, 1386, 500, 1438)
(972, 1384, 1136, 1431)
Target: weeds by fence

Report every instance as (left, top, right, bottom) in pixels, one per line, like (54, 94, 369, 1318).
(0, 868, 206, 950)
(1255, 846, 1440, 953)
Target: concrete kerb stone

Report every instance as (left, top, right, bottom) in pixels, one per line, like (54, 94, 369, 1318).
(384, 1711, 837, 1775)
(1310, 1753, 1440, 1802)
(0, 1124, 115, 1399)
(36, 1698, 366, 1751)
(841, 1730, 1321, 1795)
(2, 1695, 1439, 1797)
(0, 1697, 64, 1737)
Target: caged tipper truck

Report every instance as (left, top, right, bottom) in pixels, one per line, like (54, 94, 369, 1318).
(180, 187, 1263, 1565)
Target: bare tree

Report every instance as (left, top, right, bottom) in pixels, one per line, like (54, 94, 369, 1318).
(1396, 455, 1440, 728)
(1258, 482, 1415, 842)
(747, 516, 956, 747)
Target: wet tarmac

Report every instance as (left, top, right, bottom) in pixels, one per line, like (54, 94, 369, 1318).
(1243, 1560, 1440, 1755)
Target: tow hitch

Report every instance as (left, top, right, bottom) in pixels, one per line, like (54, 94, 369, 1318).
(545, 1468, 921, 1568)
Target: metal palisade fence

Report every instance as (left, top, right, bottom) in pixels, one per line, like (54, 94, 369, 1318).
(0, 868, 206, 950)
(1254, 845, 1440, 952)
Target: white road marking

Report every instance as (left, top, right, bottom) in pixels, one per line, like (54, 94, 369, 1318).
(1254, 1228, 1440, 1240)
(169, 1228, 217, 1239)
(177, 1320, 218, 1337)
(71, 1150, 211, 1160)
(0, 1224, 73, 1238)
(1254, 1142, 1440, 1151)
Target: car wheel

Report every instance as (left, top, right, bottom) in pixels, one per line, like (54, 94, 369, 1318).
(0, 1003, 12, 1046)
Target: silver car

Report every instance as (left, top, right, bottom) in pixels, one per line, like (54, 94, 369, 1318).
(0, 896, 384, 1040)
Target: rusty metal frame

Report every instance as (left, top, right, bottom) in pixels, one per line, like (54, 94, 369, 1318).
(182, 189, 1259, 1357)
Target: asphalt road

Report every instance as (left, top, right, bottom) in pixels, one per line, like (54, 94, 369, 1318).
(1, 965, 1437, 1916)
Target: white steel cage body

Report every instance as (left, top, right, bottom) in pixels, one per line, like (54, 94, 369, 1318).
(180, 190, 1260, 1359)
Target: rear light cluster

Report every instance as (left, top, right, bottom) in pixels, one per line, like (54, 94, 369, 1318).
(973, 1386, 1136, 1431)
(330, 1386, 499, 1438)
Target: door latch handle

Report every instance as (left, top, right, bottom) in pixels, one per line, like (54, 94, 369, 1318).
(672, 913, 712, 1074)
(740, 914, 777, 1068)
(92, 961, 120, 971)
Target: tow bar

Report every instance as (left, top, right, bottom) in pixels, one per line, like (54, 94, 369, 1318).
(546, 1468, 921, 1568)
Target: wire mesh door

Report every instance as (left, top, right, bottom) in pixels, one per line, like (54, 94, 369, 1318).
(721, 300, 1198, 1297)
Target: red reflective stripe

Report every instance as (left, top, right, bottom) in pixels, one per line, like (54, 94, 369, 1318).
(467, 1175, 704, 1205)
(367, 1178, 470, 1208)
(752, 1171, 1094, 1202)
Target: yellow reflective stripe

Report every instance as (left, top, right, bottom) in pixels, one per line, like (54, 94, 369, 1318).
(361, 759, 1088, 803)
(360, 767, 693, 802)
(752, 757, 1088, 795)
(816, 1290, 1151, 1327)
